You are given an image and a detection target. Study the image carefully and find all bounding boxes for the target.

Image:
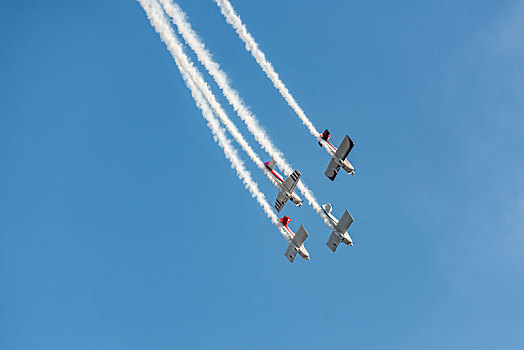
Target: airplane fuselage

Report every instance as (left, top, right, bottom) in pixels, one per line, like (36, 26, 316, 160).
(266, 167, 303, 206)
(321, 138, 355, 175)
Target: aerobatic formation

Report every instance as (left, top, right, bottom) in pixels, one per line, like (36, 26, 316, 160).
(138, 0, 358, 262)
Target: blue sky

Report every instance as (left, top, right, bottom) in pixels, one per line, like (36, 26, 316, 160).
(1, 0, 523, 348)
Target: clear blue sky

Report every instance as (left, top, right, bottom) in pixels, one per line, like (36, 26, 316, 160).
(1, 0, 523, 348)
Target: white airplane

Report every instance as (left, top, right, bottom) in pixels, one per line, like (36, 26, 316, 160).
(322, 203, 354, 252)
(318, 129, 355, 181)
(264, 159, 303, 212)
(278, 216, 310, 262)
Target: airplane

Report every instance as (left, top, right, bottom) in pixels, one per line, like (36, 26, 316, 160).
(264, 158, 303, 212)
(278, 216, 310, 262)
(322, 203, 354, 252)
(318, 129, 355, 181)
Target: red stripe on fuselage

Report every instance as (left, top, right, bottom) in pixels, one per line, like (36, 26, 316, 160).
(326, 140, 337, 152)
(269, 169, 284, 183)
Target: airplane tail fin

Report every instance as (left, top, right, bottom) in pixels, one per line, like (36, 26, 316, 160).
(322, 203, 332, 214)
(319, 129, 331, 146)
(279, 215, 291, 227)
(265, 158, 276, 171)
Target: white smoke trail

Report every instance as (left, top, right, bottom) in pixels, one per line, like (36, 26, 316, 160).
(140, 0, 281, 190)
(137, 0, 292, 241)
(160, 0, 330, 224)
(214, 0, 325, 141)
(160, 0, 284, 168)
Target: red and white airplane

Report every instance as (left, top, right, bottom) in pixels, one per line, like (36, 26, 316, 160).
(318, 129, 355, 181)
(278, 216, 310, 262)
(264, 159, 303, 212)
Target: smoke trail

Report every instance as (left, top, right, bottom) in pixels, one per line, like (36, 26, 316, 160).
(140, 0, 281, 190)
(137, 0, 292, 241)
(161, 0, 330, 224)
(214, 0, 326, 141)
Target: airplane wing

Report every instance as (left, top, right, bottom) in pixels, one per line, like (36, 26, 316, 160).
(274, 191, 289, 213)
(282, 170, 301, 193)
(284, 244, 298, 262)
(334, 135, 354, 161)
(326, 231, 343, 252)
(335, 210, 354, 234)
(292, 225, 308, 247)
(324, 158, 341, 181)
